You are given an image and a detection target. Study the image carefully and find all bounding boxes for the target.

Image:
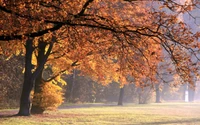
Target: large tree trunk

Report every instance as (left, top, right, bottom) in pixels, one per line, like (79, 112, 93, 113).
(18, 38, 34, 116)
(31, 72, 44, 114)
(155, 83, 161, 103)
(18, 80, 33, 116)
(18, 35, 54, 116)
(118, 86, 125, 106)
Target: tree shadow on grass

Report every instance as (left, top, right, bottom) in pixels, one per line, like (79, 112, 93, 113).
(142, 118, 200, 125)
(59, 103, 118, 109)
(0, 110, 18, 118)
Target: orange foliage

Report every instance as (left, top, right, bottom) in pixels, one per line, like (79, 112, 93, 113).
(0, 0, 200, 87)
(32, 81, 64, 111)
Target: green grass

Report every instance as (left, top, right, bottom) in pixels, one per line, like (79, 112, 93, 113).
(1, 103, 200, 125)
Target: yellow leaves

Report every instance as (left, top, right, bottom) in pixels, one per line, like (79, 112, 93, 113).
(15, 49, 21, 56)
(59, 78, 67, 85)
(53, 75, 67, 85)
(50, 57, 72, 72)
(119, 76, 127, 87)
(32, 81, 64, 110)
(54, 75, 61, 82)
(22, 68, 25, 74)
(0, 40, 24, 58)
(112, 71, 120, 83)
(31, 53, 37, 66)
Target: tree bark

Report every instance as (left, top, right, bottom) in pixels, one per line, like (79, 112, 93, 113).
(118, 86, 125, 106)
(31, 40, 54, 114)
(155, 83, 161, 103)
(30, 74, 44, 114)
(31, 70, 44, 114)
(18, 38, 34, 116)
(18, 37, 54, 116)
(31, 41, 47, 114)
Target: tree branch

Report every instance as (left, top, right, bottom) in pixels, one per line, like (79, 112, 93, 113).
(43, 60, 79, 82)
(31, 36, 55, 82)
(0, 24, 63, 41)
(76, 0, 94, 17)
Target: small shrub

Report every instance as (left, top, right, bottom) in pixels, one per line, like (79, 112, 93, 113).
(32, 82, 64, 111)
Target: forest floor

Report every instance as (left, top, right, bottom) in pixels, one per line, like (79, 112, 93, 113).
(0, 102, 200, 125)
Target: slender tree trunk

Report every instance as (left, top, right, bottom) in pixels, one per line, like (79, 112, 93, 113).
(188, 84, 195, 102)
(155, 83, 161, 103)
(18, 38, 34, 116)
(69, 69, 76, 102)
(118, 86, 125, 106)
(31, 42, 47, 114)
(138, 88, 142, 104)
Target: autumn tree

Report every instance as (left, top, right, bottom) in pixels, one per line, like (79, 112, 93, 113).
(0, 0, 200, 116)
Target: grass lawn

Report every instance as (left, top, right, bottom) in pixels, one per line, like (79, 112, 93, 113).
(1, 103, 200, 125)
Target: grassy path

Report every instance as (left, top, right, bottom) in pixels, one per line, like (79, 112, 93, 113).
(1, 103, 200, 125)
